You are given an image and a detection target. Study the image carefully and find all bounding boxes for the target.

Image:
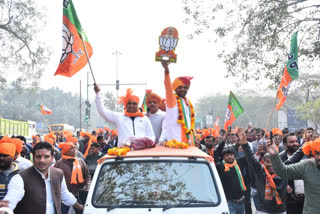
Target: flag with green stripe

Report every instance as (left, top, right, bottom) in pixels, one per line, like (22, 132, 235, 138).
(55, 0, 93, 77)
(224, 91, 244, 130)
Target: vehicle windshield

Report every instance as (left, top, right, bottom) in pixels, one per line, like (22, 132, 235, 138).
(92, 160, 220, 207)
(50, 125, 63, 131)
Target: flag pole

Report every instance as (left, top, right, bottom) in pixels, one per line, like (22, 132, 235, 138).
(41, 114, 50, 133)
(262, 93, 278, 141)
(80, 35, 96, 83)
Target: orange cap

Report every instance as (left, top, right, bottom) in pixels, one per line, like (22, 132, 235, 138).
(58, 142, 76, 155)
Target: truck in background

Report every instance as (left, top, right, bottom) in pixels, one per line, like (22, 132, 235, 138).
(0, 117, 35, 136)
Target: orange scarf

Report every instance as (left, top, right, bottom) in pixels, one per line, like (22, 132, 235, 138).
(223, 160, 247, 191)
(263, 164, 282, 205)
(62, 155, 84, 184)
(207, 147, 214, 157)
(124, 109, 144, 117)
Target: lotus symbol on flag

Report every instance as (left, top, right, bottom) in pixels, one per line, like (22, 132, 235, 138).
(60, 23, 83, 64)
(225, 108, 231, 122)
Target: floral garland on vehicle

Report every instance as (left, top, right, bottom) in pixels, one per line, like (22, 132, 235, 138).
(164, 139, 189, 149)
(108, 147, 130, 156)
(176, 95, 195, 137)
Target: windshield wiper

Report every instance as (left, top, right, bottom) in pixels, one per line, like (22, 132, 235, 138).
(162, 199, 213, 211)
(107, 200, 156, 211)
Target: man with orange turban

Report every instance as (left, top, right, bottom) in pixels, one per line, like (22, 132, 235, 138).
(268, 137, 320, 214)
(146, 92, 166, 144)
(161, 61, 195, 145)
(0, 136, 19, 201)
(94, 84, 155, 147)
(55, 141, 90, 214)
(10, 138, 32, 172)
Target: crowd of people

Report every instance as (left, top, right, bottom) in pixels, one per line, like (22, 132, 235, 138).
(0, 60, 319, 214)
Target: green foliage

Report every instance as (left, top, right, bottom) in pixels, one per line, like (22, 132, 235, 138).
(296, 100, 320, 128)
(0, 0, 49, 89)
(183, 0, 320, 85)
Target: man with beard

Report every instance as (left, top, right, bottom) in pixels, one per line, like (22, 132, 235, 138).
(268, 137, 320, 214)
(0, 137, 18, 200)
(161, 60, 195, 144)
(279, 133, 303, 214)
(146, 93, 166, 144)
(55, 141, 90, 214)
(237, 129, 287, 214)
(216, 147, 247, 214)
(94, 85, 155, 147)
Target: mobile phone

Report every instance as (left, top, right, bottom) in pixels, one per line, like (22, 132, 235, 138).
(228, 125, 232, 132)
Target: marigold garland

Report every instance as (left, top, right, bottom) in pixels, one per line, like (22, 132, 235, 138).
(175, 95, 195, 136)
(164, 139, 189, 149)
(108, 147, 131, 156)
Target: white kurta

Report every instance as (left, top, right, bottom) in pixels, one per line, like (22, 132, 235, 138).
(165, 98, 191, 142)
(95, 93, 155, 147)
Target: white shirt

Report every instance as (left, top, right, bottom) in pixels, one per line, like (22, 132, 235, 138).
(4, 166, 77, 214)
(15, 156, 32, 172)
(96, 93, 155, 147)
(148, 110, 166, 143)
(166, 98, 191, 142)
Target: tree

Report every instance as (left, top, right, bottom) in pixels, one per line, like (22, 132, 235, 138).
(0, 0, 49, 90)
(183, 0, 320, 85)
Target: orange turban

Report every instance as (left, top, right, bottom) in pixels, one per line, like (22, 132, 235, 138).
(66, 136, 78, 144)
(58, 142, 76, 155)
(172, 76, 193, 90)
(91, 136, 98, 143)
(104, 127, 110, 132)
(302, 138, 320, 156)
(118, 88, 140, 106)
(146, 93, 162, 104)
(0, 136, 11, 144)
(32, 135, 40, 142)
(11, 138, 23, 154)
(202, 129, 210, 139)
(111, 129, 118, 136)
(44, 134, 55, 145)
(64, 131, 74, 139)
(0, 143, 16, 157)
(272, 128, 283, 136)
(80, 131, 91, 138)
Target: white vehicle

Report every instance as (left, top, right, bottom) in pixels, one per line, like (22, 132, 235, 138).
(83, 146, 229, 214)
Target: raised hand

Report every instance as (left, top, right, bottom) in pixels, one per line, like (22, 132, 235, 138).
(237, 128, 247, 145)
(161, 60, 170, 73)
(266, 140, 278, 155)
(94, 83, 100, 93)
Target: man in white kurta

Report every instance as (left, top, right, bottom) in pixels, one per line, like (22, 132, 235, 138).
(161, 61, 195, 144)
(94, 84, 155, 147)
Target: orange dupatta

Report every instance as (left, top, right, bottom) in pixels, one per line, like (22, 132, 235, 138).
(62, 155, 84, 184)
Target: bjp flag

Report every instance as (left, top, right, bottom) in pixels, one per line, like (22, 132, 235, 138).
(38, 104, 52, 115)
(55, 0, 93, 77)
(276, 32, 299, 110)
(224, 91, 244, 130)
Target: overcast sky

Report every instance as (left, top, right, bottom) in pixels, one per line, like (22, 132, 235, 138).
(35, 0, 274, 105)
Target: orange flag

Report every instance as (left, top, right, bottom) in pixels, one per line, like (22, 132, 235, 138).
(55, 0, 93, 77)
(276, 32, 299, 110)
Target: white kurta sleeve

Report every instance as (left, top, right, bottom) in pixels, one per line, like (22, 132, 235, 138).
(60, 176, 77, 206)
(95, 92, 118, 124)
(3, 174, 25, 210)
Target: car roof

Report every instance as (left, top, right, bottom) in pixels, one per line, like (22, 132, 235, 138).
(97, 145, 214, 164)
